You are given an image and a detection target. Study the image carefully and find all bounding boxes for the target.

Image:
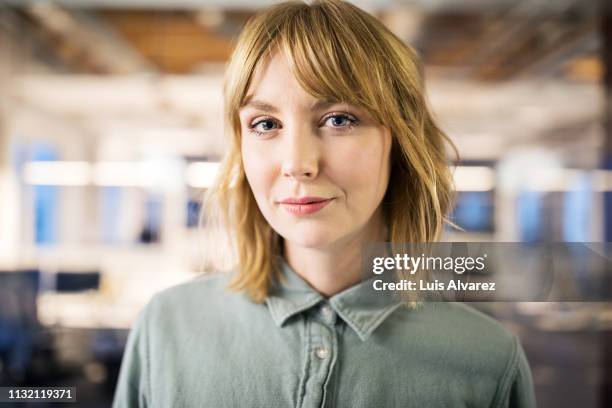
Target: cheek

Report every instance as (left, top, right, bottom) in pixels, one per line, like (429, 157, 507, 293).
(242, 142, 276, 199)
(328, 135, 390, 193)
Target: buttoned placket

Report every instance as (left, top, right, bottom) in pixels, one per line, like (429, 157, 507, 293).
(298, 301, 340, 408)
(268, 258, 402, 408)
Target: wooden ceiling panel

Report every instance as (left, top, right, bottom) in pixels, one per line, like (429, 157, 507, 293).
(101, 10, 238, 73)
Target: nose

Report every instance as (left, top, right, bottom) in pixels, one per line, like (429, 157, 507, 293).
(281, 125, 320, 180)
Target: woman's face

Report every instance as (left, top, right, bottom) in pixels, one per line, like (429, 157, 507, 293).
(239, 52, 392, 249)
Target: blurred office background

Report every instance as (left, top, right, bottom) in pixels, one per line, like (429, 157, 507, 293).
(0, 0, 610, 406)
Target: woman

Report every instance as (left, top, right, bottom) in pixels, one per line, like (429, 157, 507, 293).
(113, 1, 536, 407)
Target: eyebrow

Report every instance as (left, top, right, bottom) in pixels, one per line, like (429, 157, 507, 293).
(239, 98, 342, 113)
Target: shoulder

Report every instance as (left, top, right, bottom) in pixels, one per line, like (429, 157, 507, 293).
(148, 272, 233, 310)
(132, 271, 269, 354)
(137, 272, 262, 334)
(388, 302, 522, 378)
(431, 304, 535, 407)
(388, 303, 533, 405)
(142, 271, 256, 323)
(112, 275, 239, 408)
(396, 302, 516, 348)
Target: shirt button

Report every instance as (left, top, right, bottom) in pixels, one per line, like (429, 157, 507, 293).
(315, 346, 330, 359)
(321, 304, 332, 318)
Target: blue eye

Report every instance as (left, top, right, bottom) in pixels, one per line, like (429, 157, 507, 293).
(323, 113, 358, 130)
(253, 119, 277, 132)
(330, 116, 348, 126)
(248, 118, 279, 136)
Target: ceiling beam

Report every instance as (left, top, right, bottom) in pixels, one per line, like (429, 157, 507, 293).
(25, 3, 154, 74)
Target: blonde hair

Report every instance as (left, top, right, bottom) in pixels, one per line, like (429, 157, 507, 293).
(203, 0, 457, 303)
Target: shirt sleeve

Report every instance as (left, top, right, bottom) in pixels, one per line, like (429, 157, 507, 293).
(112, 304, 151, 408)
(505, 336, 537, 408)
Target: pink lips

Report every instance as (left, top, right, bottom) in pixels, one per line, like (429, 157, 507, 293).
(279, 196, 334, 215)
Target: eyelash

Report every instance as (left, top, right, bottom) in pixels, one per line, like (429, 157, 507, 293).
(246, 113, 359, 137)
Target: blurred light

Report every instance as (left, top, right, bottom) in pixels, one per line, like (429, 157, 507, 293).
(497, 149, 562, 193)
(23, 161, 91, 186)
(500, 167, 612, 192)
(93, 162, 150, 187)
(185, 162, 219, 188)
(23, 160, 185, 190)
(140, 157, 185, 193)
(593, 170, 612, 192)
(453, 166, 495, 191)
(22, 161, 612, 192)
(524, 168, 582, 192)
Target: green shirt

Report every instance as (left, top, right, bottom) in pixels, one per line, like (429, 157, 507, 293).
(113, 257, 536, 407)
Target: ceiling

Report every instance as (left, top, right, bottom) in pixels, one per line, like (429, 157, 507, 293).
(0, 0, 601, 79)
(0, 0, 605, 163)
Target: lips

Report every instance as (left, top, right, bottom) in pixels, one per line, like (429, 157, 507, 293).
(278, 196, 334, 215)
(280, 196, 329, 205)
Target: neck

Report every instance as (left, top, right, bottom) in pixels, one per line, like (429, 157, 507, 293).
(283, 209, 387, 298)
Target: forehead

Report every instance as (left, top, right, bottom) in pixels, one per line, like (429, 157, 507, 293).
(244, 51, 309, 103)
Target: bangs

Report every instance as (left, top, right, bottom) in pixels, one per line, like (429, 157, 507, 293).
(262, 1, 388, 118)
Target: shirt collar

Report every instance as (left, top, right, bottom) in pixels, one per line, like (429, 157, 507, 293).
(265, 256, 403, 341)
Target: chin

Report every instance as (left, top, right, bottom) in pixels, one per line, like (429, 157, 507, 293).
(283, 227, 340, 249)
